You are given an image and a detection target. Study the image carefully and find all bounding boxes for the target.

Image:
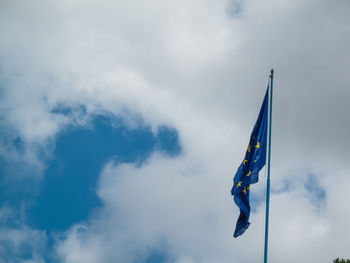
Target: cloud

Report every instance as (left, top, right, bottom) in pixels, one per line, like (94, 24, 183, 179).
(0, 0, 350, 262)
(0, 206, 47, 263)
(56, 154, 243, 263)
(57, 157, 350, 263)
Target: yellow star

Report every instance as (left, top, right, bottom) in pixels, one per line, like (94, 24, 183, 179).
(243, 159, 247, 165)
(246, 171, 251, 177)
(256, 141, 260, 149)
(243, 187, 247, 195)
(247, 145, 251, 152)
(236, 181, 242, 188)
(254, 155, 259, 162)
(247, 185, 250, 191)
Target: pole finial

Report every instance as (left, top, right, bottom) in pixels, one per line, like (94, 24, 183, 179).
(270, 68, 274, 77)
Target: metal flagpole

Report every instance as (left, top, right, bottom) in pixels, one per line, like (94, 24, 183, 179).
(264, 69, 274, 263)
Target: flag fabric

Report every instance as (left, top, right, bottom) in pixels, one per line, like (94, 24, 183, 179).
(232, 88, 269, 238)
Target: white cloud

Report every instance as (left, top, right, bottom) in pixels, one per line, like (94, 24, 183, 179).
(0, 207, 46, 263)
(1, 0, 350, 262)
(55, 154, 349, 263)
(57, 154, 245, 263)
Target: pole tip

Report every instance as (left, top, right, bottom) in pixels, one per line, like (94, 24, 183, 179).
(270, 68, 274, 76)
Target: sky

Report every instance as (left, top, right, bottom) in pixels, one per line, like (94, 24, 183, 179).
(0, 0, 350, 262)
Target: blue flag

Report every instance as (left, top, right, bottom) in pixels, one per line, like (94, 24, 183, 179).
(232, 88, 269, 238)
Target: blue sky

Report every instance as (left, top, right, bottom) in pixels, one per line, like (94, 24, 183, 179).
(29, 114, 180, 232)
(1, 112, 181, 262)
(1, 0, 350, 262)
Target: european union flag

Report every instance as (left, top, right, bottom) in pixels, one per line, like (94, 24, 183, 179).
(232, 88, 269, 238)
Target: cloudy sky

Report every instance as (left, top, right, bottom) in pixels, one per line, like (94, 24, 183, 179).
(1, 0, 350, 262)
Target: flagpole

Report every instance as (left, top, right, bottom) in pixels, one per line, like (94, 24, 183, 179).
(264, 69, 274, 263)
